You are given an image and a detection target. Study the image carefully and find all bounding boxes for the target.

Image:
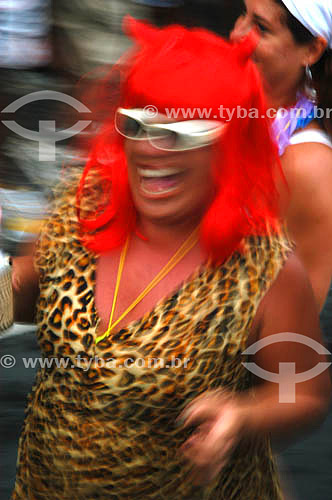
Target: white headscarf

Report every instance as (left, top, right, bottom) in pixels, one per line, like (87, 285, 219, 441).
(281, 0, 332, 49)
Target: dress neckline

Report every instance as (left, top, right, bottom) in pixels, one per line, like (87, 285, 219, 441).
(92, 255, 211, 344)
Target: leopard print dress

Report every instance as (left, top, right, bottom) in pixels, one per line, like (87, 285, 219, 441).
(12, 182, 290, 500)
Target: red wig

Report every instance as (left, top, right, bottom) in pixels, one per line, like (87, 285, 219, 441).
(77, 17, 281, 262)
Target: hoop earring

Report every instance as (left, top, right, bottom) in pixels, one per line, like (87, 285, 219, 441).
(305, 64, 317, 100)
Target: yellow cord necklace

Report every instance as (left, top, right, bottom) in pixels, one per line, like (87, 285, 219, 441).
(95, 227, 199, 344)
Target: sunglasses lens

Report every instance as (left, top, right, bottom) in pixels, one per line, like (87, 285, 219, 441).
(149, 129, 179, 150)
(116, 113, 141, 138)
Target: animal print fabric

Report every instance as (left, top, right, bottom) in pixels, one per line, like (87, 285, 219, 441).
(0, 254, 13, 332)
(12, 181, 290, 499)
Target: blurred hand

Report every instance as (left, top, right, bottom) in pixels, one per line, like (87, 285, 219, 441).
(178, 390, 246, 485)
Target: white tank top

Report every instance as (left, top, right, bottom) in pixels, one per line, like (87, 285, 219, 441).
(289, 129, 332, 149)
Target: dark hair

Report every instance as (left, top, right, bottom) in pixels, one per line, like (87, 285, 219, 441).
(274, 0, 332, 135)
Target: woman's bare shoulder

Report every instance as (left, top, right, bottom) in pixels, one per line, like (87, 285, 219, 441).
(252, 253, 320, 342)
(282, 136, 332, 188)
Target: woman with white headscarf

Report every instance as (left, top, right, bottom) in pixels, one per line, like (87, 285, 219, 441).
(231, 0, 332, 342)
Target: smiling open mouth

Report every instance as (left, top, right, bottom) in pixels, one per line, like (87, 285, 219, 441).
(138, 168, 185, 195)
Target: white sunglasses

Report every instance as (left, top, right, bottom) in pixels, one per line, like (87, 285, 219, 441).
(115, 107, 226, 151)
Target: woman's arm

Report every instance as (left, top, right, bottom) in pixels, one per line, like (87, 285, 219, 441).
(179, 255, 331, 483)
(12, 241, 40, 323)
(280, 142, 332, 310)
(240, 254, 331, 440)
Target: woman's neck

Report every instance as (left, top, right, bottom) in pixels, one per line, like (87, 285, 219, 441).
(264, 81, 301, 111)
(136, 216, 201, 252)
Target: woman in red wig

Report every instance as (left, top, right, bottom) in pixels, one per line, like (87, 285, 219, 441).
(10, 17, 330, 500)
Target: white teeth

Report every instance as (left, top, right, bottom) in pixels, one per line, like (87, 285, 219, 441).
(141, 185, 178, 195)
(137, 168, 184, 178)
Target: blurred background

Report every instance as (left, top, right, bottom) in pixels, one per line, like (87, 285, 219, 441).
(0, 1, 331, 499)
